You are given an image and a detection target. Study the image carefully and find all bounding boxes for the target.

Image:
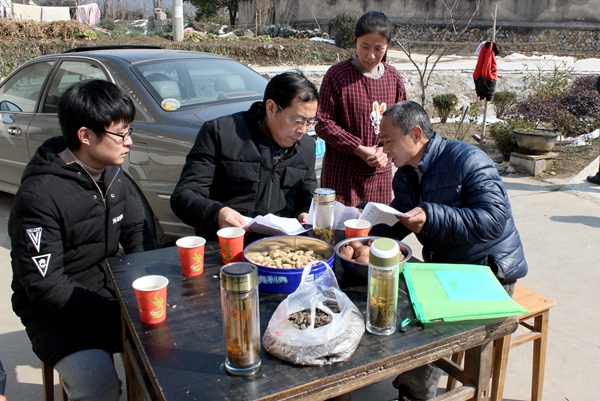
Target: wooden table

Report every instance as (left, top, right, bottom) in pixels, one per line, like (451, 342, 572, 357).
(106, 237, 518, 401)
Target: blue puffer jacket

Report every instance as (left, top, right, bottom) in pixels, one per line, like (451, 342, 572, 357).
(374, 133, 528, 283)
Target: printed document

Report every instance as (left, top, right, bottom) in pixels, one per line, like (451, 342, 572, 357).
(242, 214, 308, 236)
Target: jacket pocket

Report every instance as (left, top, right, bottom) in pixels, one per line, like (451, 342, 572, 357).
(486, 255, 506, 281)
(282, 166, 305, 188)
(222, 161, 260, 183)
(219, 161, 260, 208)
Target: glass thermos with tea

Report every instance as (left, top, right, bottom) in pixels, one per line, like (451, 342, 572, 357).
(220, 262, 261, 376)
(312, 188, 336, 245)
(366, 238, 400, 335)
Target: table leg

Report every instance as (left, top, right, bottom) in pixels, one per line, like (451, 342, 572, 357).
(432, 340, 494, 401)
(122, 341, 143, 401)
(490, 334, 511, 401)
(531, 311, 550, 401)
(463, 341, 494, 401)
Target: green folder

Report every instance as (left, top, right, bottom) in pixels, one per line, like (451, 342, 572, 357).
(403, 262, 528, 323)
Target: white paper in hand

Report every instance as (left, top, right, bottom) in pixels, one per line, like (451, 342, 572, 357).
(306, 201, 361, 231)
(359, 202, 409, 226)
(242, 214, 308, 236)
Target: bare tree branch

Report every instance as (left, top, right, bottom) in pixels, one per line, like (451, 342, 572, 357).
(393, 0, 484, 106)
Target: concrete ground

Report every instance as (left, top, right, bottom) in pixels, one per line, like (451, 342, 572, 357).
(2, 156, 599, 400)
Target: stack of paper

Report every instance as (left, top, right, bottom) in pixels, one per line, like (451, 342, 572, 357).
(403, 263, 528, 323)
(242, 214, 308, 236)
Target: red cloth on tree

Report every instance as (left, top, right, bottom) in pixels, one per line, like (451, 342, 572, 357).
(473, 41, 499, 101)
(316, 59, 407, 206)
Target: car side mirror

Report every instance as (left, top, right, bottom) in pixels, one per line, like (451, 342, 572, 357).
(0, 100, 22, 112)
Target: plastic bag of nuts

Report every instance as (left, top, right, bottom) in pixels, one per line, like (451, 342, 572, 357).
(262, 261, 365, 366)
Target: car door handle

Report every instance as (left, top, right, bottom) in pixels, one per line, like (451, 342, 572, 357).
(7, 127, 22, 135)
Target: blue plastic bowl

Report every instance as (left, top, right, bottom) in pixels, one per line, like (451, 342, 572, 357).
(243, 235, 335, 294)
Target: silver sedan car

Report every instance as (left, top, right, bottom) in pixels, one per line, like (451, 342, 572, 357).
(0, 45, 323, 245)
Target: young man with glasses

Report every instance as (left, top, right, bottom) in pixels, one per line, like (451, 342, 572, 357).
(171, 71, 319, 239)
(9, 79, 147, 401)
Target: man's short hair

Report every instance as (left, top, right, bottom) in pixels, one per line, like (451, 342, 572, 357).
(58, 80, 135, 150)
(263, 71, 319, 109)
(383, 100, 435, 139)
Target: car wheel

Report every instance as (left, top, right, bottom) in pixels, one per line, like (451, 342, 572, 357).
(125, 176, 160, 250)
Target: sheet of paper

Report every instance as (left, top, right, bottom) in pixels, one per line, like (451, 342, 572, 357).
(242, 214, 308, 236)
(359, 202, 409, 227)
(306, 201, 361, 230)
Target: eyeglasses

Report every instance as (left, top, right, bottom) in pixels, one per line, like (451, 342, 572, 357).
(104, 127, 134, 140)
(278, 105, 317, 129)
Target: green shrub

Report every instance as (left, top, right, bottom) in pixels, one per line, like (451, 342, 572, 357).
(492, 91, 517, 119)
(98, 19, 118, 31)
(128, 26, 145, 38)
(432, 93, 458, 123)
(489, 121, 518, 159)
(509, 118, 537, 133)
(330, 10, 358, 49)
(522, 59, 573, 101)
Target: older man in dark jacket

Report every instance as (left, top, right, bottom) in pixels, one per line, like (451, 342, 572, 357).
(373, 100, 528, 401)
(171, 71, 319, 240)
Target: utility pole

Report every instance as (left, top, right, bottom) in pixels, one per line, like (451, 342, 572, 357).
(172, 0, 183, 42)
(480, 4, 498, 147)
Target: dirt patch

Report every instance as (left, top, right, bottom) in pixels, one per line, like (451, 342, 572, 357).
(434, 122, 600, 180)
(0, 19, 353, 68)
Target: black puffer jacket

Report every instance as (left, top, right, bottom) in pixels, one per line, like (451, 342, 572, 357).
(373, 133, 528, 283)
(9, 136, 144, 366)
(171, 102, 317, 239)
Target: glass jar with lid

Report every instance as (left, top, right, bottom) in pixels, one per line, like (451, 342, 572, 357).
(220, 262, 261, 376)
(366, 238, 400, 335)
(312, 188, 335, 245)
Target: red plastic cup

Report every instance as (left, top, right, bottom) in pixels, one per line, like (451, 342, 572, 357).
(217, 227, 245, 264)
(344, 219, 372, 238)
(176, 236, 206, 276)
(132, 275, 169, 324)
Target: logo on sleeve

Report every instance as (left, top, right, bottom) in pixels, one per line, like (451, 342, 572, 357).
(26, 227, 43, 252)
(31, 254, 52, 277)
(112, 214, 124, 225)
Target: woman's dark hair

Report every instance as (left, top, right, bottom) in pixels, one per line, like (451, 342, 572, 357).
(354, 11, 394, 62)
(58, 80, 135, 151)
(263, 70, 319, 109)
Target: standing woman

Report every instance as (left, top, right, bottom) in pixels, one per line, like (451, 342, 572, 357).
(316, 11, 407, 206)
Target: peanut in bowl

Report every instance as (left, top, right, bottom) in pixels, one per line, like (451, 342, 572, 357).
(243, 235, 335, 294)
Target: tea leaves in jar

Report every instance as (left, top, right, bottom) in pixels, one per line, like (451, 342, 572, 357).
(368, 296, 396, 328)
(312, 188, 335, 244)
(314, 225, 334, 244)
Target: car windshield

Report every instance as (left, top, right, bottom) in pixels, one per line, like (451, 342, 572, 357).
(133, 58, 267, 110)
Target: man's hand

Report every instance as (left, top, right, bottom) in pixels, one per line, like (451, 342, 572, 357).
(217, 207, 247, 229)
(297, 212, 308, 224)
(397, 207, 427, 234)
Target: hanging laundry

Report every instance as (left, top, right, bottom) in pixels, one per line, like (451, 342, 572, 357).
(76, 3, 101, 26)
(41, 6, 70, 22)
(473, 41, 499, 101)
(12, 3, 41, 20)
